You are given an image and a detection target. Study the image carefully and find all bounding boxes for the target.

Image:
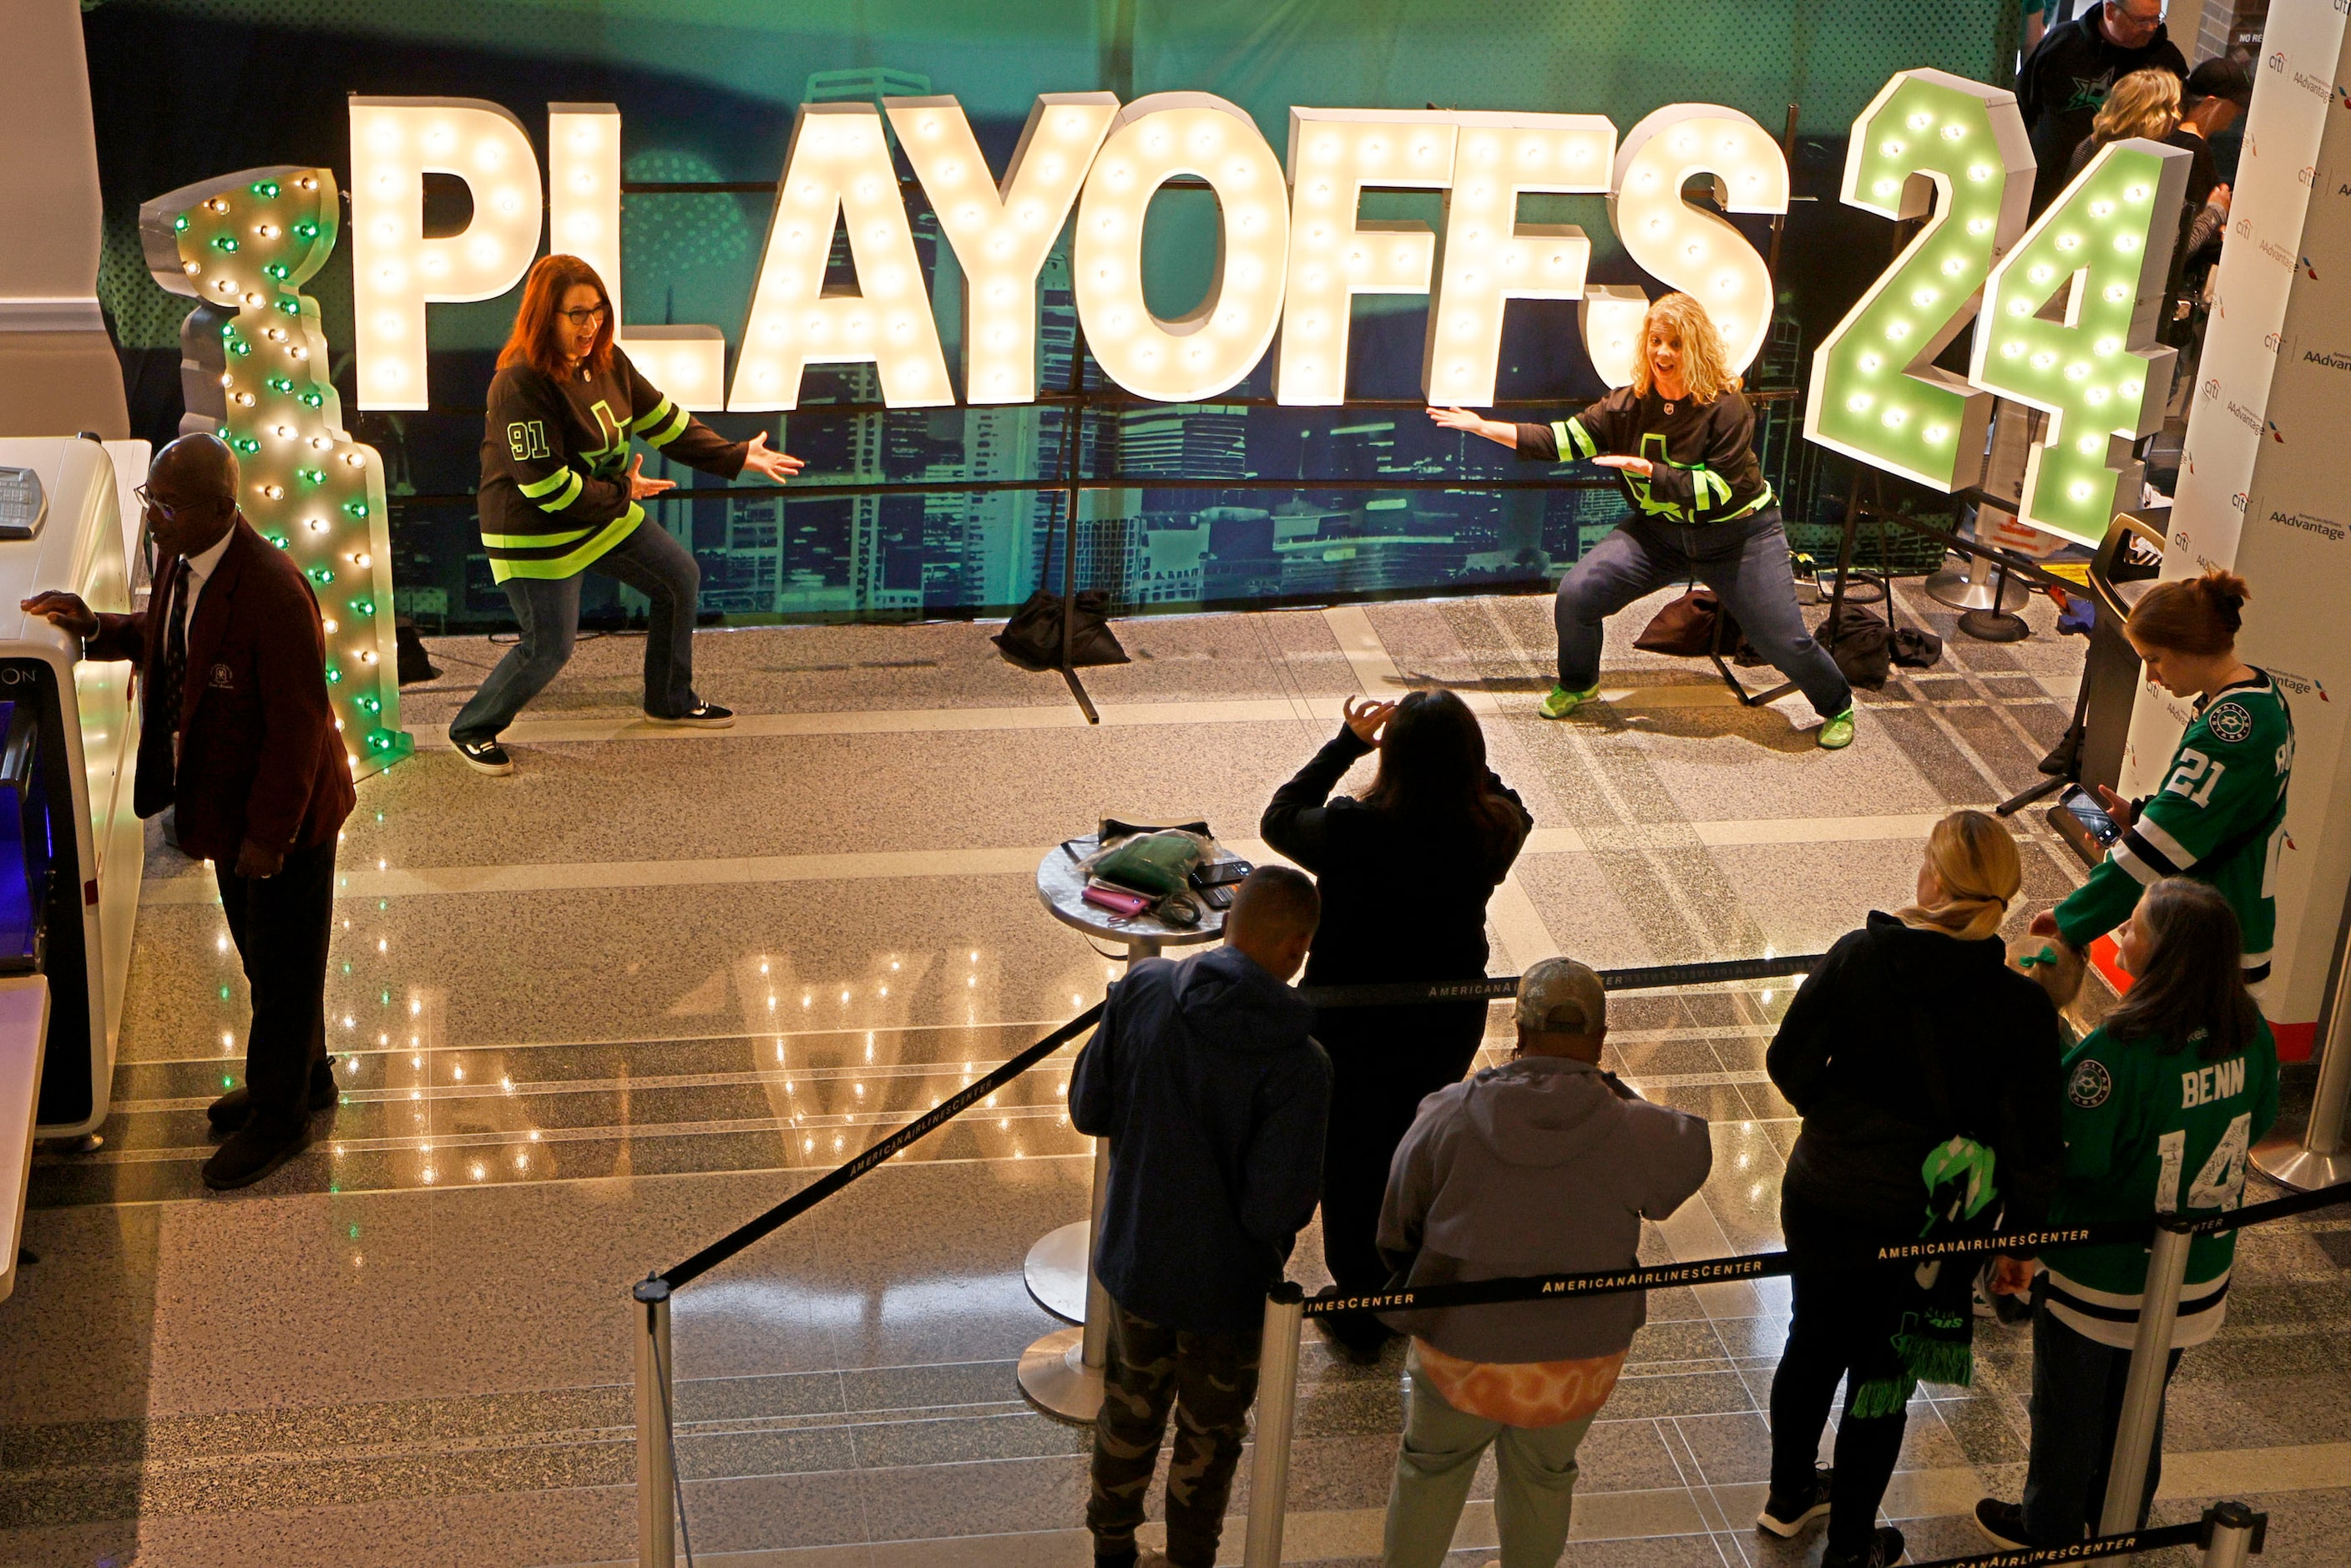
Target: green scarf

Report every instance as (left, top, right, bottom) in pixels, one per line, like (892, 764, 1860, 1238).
(1850, 1136, 1997, 1419)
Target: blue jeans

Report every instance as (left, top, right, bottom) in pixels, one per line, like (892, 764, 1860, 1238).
(450, 520, 702, 743)
(1554, 508, 1852, 721)
(2020, 1298, 2183, 1542)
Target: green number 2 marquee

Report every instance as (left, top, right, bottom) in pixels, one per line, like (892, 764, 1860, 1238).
(1807, 68, 2189, 546)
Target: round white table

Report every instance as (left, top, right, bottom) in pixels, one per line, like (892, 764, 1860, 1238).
(1017, 837, 1231, 1425)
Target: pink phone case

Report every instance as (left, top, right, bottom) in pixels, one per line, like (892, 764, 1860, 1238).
(1083, 883, 1153, 918)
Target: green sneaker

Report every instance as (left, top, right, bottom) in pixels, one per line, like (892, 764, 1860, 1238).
(1817, 708, 1857, 750)
(1538, 683, 1600, 721)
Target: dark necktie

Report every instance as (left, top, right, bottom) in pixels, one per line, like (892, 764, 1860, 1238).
(156, 556, 190, 750)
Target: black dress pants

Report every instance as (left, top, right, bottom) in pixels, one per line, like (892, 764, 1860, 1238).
(1317, 999, 1485, 1296)
(214, 836, 337, 1130)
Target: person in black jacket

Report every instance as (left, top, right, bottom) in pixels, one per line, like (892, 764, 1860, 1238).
(1757, 811, 2066, 1568)
(1070, 867, 1330, 1568)
(448, 253, 803, 774)
(1261, 688, 1531, 1362)
(2017, 0, 2187, 211)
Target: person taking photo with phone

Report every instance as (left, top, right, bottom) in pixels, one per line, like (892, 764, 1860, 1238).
(2035, 569, 2292, 986)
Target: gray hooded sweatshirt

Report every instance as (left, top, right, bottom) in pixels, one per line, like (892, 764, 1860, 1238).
(1375, 1054, 1712, 1363)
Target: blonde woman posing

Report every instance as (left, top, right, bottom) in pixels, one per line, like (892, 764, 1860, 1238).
(1430, 292, 1856, 747)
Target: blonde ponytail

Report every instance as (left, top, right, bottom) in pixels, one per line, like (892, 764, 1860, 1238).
(1898, 810, 2022, 942)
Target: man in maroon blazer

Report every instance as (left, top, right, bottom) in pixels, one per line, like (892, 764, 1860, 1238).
(24, 432, 354, 1188)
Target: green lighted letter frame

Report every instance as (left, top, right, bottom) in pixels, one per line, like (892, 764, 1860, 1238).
(1967, 139, 2187, 545)
(139, 165, 412, 779)
(1805, 69, 2035, 493)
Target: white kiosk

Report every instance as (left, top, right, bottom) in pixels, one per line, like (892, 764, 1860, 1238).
(0, 432, 145, 1301)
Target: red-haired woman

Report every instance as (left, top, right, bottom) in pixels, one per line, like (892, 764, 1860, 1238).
(449, 254, 802, 773)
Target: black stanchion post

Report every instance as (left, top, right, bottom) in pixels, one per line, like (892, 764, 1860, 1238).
(633, 1277, 677, 1567)
(1242, 1283, 1305, 1568)
(2099, 1222, 2193, 1539)
(2200, 1500, 2263, 1567)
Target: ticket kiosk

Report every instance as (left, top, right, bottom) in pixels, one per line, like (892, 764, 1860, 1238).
(0, 432, 144, 1300)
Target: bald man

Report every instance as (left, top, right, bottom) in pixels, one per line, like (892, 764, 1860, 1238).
(25, 433, 353, 1189)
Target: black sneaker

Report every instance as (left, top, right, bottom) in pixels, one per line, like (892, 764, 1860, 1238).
(1974, 1499, 2049, 1550)
(1821, 1525, 1904, 1568)
(453, 736, 514, 774)
(206, 1056, 339, 1135)
(645, 703, 735, 729)
(1757, 1464, 1833, 1537)
(200, 1118, 310, 1190)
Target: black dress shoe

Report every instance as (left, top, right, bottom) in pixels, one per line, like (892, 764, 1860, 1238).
(1821, 1525, 1904, 1568)
(201, 1119, 311, 1190)
(206, 1057, 339, 1135)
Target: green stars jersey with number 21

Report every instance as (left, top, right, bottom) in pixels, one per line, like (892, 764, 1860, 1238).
(2054, 670, 2293, 980)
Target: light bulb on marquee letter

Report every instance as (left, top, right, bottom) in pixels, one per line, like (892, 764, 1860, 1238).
(1596, 104, 1787, 384)
(348, 97, 543, 410)
(1806, 70, 2034, 490)
(885, 92, 1118, 405)
(1274, 109, 1459, 406)
(1423, 112, 1613, 407)
(1073, 93, 1291, 403)
(1969, 139, 2187, 546)
(730, 101, 953, 411)
(548, 103, 727, 410)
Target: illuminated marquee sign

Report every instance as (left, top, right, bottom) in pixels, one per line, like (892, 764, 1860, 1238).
(342, 73, 2182, 546)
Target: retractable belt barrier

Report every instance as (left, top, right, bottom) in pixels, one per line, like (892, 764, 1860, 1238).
(1298, 951, 1823, 1009)
(1898, 1505, 2258, 1568)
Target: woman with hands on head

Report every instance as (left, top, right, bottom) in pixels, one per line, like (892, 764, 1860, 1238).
(1429, 292, 1854, 747)
(1261, 690, 1532, 1364)
(448, 253, 806, 776)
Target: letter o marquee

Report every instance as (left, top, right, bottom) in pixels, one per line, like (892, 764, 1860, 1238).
(1073, 93, 1291, 402)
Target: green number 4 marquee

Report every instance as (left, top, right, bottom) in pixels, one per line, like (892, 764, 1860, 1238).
(1807, 68, 2190, 547)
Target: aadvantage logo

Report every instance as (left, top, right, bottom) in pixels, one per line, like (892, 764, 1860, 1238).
(2271, 508, 2346, 542)
(2258, 238, 2294, 269)
(2268, 668, 2331, 702)
(2303, 347, 2351, 372)
(2224, 397, 2261, 432)
(2293, 69, 2331, 99)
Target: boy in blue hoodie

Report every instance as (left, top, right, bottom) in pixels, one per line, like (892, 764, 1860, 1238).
(1073, 867, 1331, 1568)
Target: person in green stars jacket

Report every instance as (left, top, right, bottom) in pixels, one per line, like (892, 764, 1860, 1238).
(448, 254, 804, 775)
(1977, 878, 2278, 1550)
(2033, 569, 2292, 984)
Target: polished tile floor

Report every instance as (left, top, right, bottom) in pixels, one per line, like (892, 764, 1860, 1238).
(3, 583, 2345, 1567)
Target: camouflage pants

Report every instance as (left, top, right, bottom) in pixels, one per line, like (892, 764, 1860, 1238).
(1087, 1299, 1261, 1568)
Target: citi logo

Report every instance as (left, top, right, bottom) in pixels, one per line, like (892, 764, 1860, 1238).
(2301, 165, 2319, 186)
(2232, 492, 2249, 512)
(2236, 216, 2255, 239)
(2264, 331, 2283, 352)
(2202, 377, 2221, 400)
(2268, 50, 2286, 70)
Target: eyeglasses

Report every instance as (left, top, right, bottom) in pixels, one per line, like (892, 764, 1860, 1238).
(559, 305, 609, 327)
(134, 483, 196, 523)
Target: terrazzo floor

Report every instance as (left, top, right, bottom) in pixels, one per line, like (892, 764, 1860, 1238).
(3, 582, 2345, 1567)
